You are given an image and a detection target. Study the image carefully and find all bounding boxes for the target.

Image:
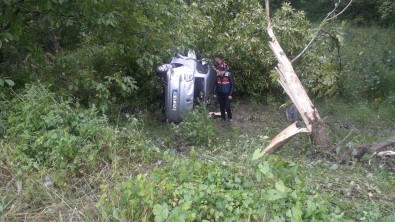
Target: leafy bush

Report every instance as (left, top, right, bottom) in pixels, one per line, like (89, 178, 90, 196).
(98, 153, 345, 221)
(1, 83, 151, 175)
(338, 26, 395, 104)
(378, 0, 395, 26)
(171, 105, 218, 148)
(55, 44, 140, 112)
(188, 1, 342, 100)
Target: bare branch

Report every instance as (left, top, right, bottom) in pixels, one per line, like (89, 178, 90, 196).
(334, 129, 354, 149)
(291, 0, 352, 63)
(265, 0, 276, 42)
(291, 30, 322, 63)
(326, 0, 353, 22)
(324, 2, 340, 21)
(9, 87, 25, 102)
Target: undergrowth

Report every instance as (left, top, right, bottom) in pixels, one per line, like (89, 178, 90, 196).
(0, 84, 159, 220)
(98, 152, 344, 222)
(1, 85, 394, 221)
(1, 84, 156, 177)
(171, 105, 218, 148)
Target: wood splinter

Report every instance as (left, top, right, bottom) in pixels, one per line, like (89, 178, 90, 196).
(262, 122, 309, 155)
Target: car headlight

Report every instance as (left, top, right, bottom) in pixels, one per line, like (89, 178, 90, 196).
(172, 89, 178, 110)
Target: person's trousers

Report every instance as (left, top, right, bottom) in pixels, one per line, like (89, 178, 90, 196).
(217, 95, 232, 120)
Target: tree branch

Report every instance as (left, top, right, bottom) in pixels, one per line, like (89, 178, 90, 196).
(291, 0, 352, 63)
(9, 87, 25, 102)
(334, 129, 354, 149)
(326, 0, 353, 22)
(291, 30, 323, 63)
(265, 0, 276, 42)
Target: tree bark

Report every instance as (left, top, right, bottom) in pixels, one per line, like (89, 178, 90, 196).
(265, 0, 330, 149)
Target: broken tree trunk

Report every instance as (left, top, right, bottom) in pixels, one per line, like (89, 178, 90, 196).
(263, 122, 309, 154)
(264, 0, 330, 150)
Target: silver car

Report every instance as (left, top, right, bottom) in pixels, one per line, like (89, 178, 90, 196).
(156, 51, 216, 122)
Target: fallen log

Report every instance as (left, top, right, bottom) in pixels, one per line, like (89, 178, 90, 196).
(352, 137, 395, 160)
(262, 122, 309, 155)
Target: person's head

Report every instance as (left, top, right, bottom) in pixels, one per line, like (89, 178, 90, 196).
(214, 54, 223, 64)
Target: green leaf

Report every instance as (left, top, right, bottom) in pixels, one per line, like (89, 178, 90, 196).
(252, 148, 264, 160)
(4, 79, 15, 86)
(153, 203, 169, 222)
(4, 32, 13, 41)
(291, 202, 303, 222)
(306, 199, 316, 216)
(267, 189, 286, 201)
(0, 39, 2, 49)
(385, 214, 395, 222)
(0, 79, 4, 87)
(112, 208, 120, 220)
(258, 161, 270, 175)
(362, 153, 371, 161)
(275, 180, 289, 193)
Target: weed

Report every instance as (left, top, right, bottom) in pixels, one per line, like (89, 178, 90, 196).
(1, 83, 158, 182)
(98, 153, 344, 221)
(171, 105, 218, 148)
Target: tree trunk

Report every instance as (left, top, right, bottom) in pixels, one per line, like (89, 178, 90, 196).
(51, 30, 60, 55)
(265, 0, 330, 149)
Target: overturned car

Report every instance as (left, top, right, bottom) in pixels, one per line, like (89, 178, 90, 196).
(156, 51, 216, 122)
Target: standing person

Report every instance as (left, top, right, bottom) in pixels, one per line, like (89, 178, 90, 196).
(213, 55, 235, 124)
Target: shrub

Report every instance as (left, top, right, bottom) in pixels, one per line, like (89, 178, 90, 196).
(338, 26, 395, 104)
(98, 153, 345, 221)
(1, 83, 152, 175)
(171, 105, 218, 148)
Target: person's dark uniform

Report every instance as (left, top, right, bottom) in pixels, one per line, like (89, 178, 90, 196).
(214, 65, 235, 123)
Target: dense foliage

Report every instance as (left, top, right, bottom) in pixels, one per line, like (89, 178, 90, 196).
(0, 84, 156, 178)
(172, 106, 218, 147)
(338, 27, 395, 104)
(1, 0, 347, 104)
(1, 0, 394, 221)
(99, 153, 344, 221)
